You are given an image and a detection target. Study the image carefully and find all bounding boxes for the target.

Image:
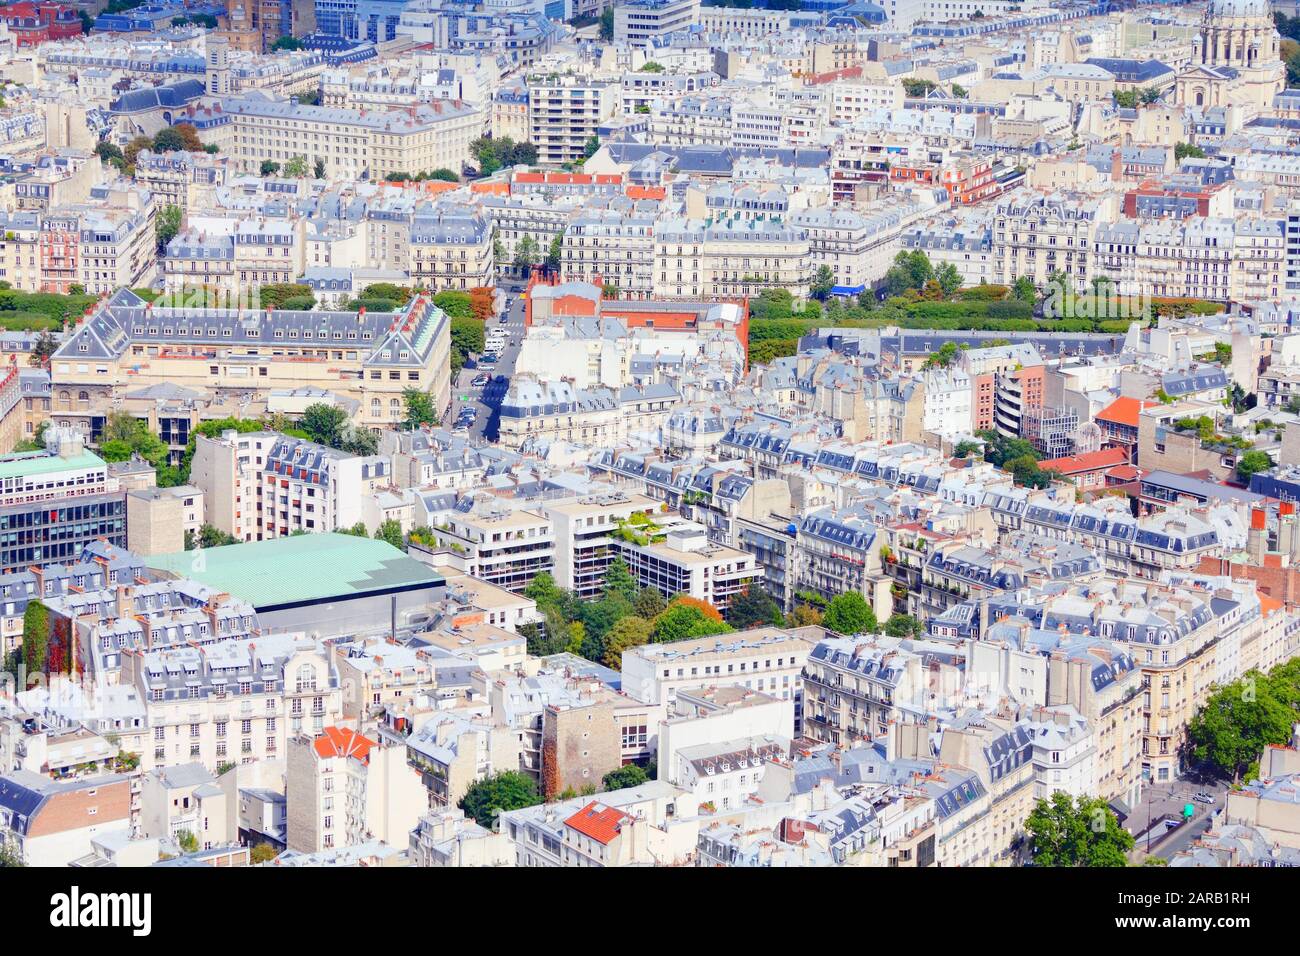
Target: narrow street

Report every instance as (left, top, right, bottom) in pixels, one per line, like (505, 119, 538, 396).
(448, 291, 526, 442)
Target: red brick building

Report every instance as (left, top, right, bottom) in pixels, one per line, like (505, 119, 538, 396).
(1, 2, 82, 47)
(1038, 447, 1132, 490)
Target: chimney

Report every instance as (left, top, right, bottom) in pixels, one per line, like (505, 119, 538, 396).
(1249, 507, 1267, 564)
(1280, 505, 1296, 566)
(137, 614, 152, 650)
(116, 584, 131, 619)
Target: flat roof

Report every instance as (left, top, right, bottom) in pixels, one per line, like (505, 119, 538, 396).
(0, 449, 106, 482)
(147, 533, 444, 609)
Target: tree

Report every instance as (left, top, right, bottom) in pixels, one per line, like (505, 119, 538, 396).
(375, 519, 405, 550)
(28, 329, 57, 367)
(583, 135, 601, 159)
(513, 234, 540, 273)
(884, 613, 924, 638)
(338, 522, 369, 537)
(810, 265, 835, 300)
(1174, 142, 1207, 162)
(1012, 275, 1037, 303)
(786, 604, 823, 627)
(449, 314, 484, 375)
(633, 585, 666, 619)
(254, 282, 313, 310)
(1026, 792, 1134, 867)
(94, 141, 123, 165)
(152, 126, 186, 153)
(250, 843, 279, 864)
(0, 842, 24, 867)
(524, 571, 565, 606)
(1236, 450, 1272, 483)
(313, 157, 326, 179)
(197, 525, 237, 548)
(599, 5, 614, 41)
(342, 428, 378, 456)
(156, 203, 182, 252)
(603, 764, 648, 792)
(883, 250, 934, 296)
(824, 592, 877, 635)
(402, 388, 438, 430)
(123, 135, 153, 167)
(603, 616, 653, 669)
(260, 160, 281, 176)
(727, 584, 784, 629)
(603, 557, 637, 602)
(459, 771, 542, 828)
(283, 155, 309, 178)
(1187, 671, 1296, 782)
(545, 233, 563, 274)
(651, 599, 733, 644)
(271, 35, 302, 51)
(300, 403, 348, 448)
(935, 262, 963, 297)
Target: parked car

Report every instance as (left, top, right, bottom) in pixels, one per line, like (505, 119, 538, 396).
(471, 374, 490, 387)
(1193, 792, 1216, 804)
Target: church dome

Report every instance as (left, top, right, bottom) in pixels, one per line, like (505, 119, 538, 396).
(1205, 0, 1272, 19)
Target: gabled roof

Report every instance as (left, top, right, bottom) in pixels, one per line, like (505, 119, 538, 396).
(564, 801, 628, 845)
(1039, 447, 1130, 474)
(313, 726, 374, 762)
(1096, 396, 1158, 428)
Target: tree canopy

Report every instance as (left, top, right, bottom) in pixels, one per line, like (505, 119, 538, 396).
(458, 771, 541, 828)
(1026, 793, 1134, 867)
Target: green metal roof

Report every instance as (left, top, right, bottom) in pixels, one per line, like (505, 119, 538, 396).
(0, 450, 107, 482)
(146, 532, 445, 609)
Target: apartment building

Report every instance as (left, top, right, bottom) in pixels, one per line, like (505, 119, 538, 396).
(544, 492, 658, 601)
(406, 710, 521, 809)
(0, 427, 126, 574)
(526, 77, 617, 165)
(118, 631, 343, 775)
(562, 202, 658, 298)
(134, 148, 231, 213)
(613, 521, 761, 616)
(993, 192, 1114, 291)
(790, 206, 911, 291)
(620, 625, 820, 738)
(190, 431, 389, 542)
(801, 636, 928, 747)
(409, 202, 494, 291)
(286, 726, 425, 853)
(220, 95, 481, 179)
(51, 288, 452, 435)
(497, 378, 678, 450)
(0, 770, 133, 867)
(421, 504, 554, 594)
(615, 0, 701, 48)
(653, 216, 812, 300)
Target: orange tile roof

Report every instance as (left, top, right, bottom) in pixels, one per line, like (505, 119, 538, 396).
(1096, 396, 1158, 428)
(625, 185, 666, 200)
(564, 801, 628, 845)
(313, 726, 374, 762)
(1039, 447, 1129, 474)
(1260, 594, 1283, 616)
(1106, 464, 1142, 481)
(470, 181, 509, 196)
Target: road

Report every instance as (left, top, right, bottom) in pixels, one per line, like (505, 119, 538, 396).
(448, 292, 526, 442)
(1128, 776, 1228, 860)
